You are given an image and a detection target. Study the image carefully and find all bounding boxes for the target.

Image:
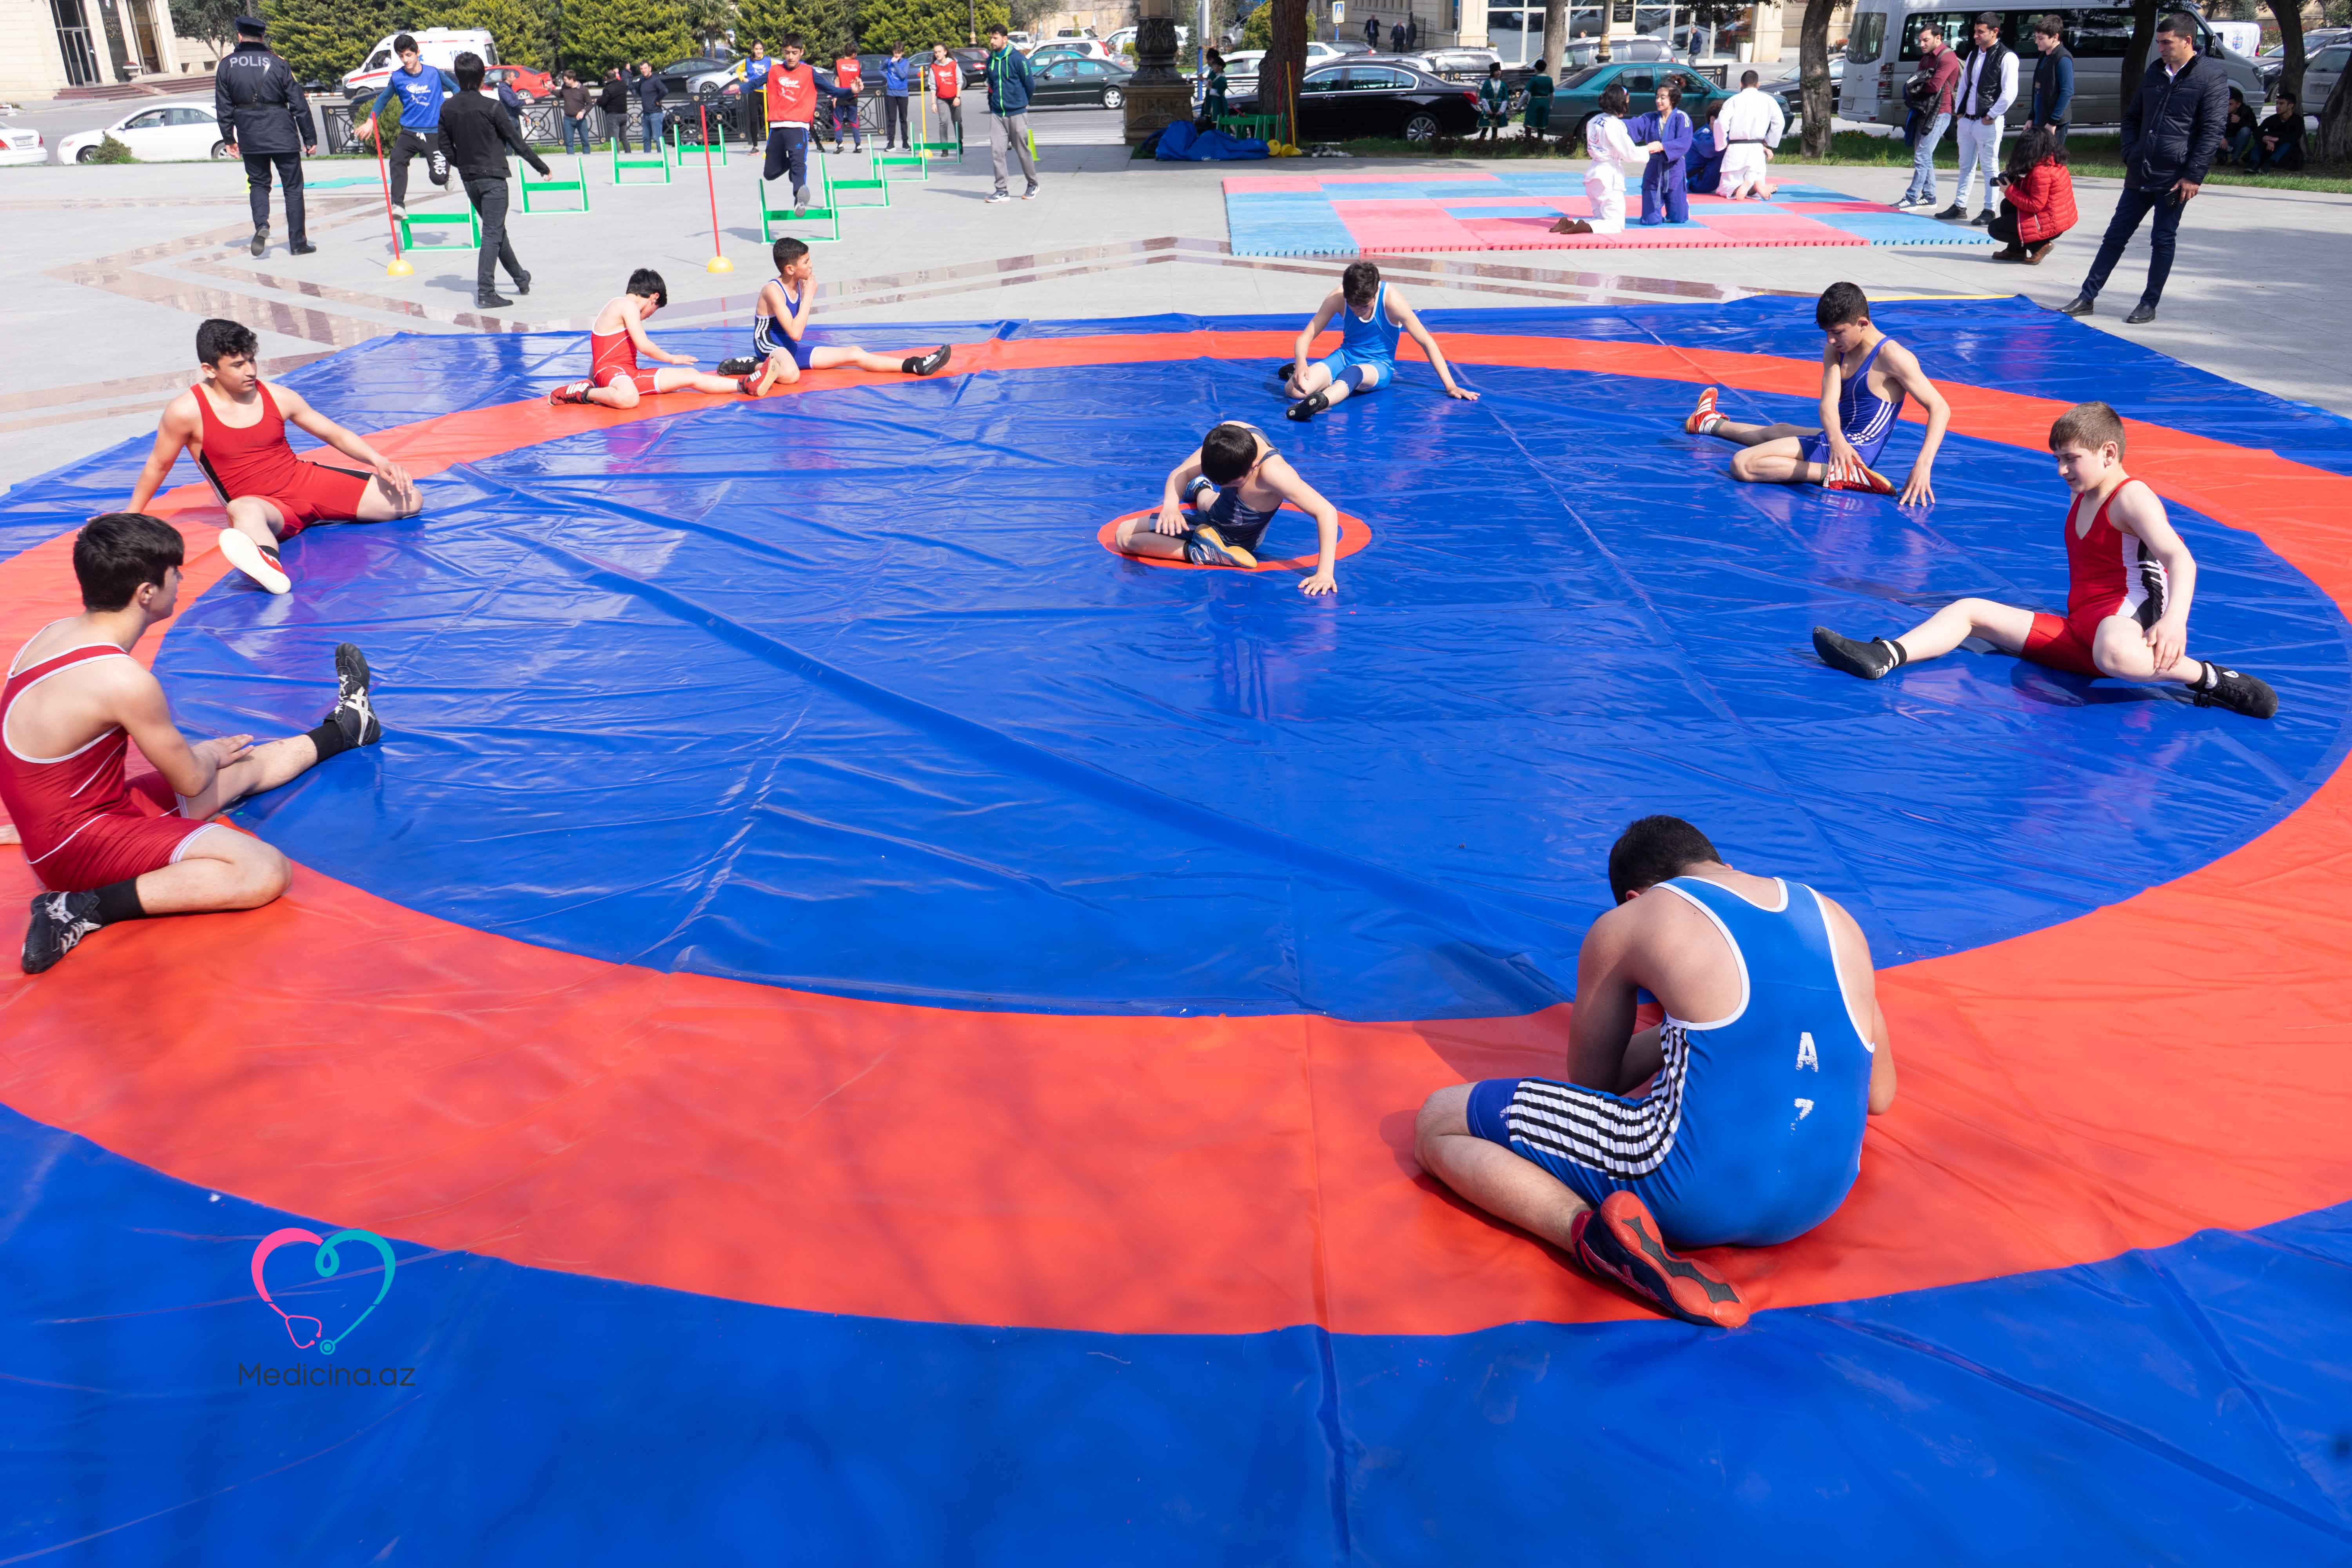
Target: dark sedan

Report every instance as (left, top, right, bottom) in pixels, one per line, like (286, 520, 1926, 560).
(1237, 60, 1479, 142)
(1029, 56, 1134, 108)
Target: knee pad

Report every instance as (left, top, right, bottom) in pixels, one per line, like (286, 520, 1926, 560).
(1339, 364, 1368, 393)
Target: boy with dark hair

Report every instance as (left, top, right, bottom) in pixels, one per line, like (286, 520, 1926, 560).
(1812, 400, 2277, 717)
(367, 33, 456, 216)
(551, 270, 764, 409)
(442, 52, 552, 310)
(1275, 262, 1477, 422)
(1682, 281, 1948, 502)
(760, 36, 819, 213)
(1114, 421, 1343, 595)
(721, 238, 951, 389)
(0, 513, 384, 974)
(1415, 814, 1895, 1328)
(123, 318, 421, 596)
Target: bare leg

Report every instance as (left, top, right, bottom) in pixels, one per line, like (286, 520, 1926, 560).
(1412, 1085, 1590, 1250)
(1114, 512, 1190, 561)
(176, 732, 326, 821)
(1891, 596, 2039, 664)
(352, 470, 422, 520)
(586, 377, 641, 410)
(809, 346, 922, 375)
(1283, 361, 1334, 398)
(225, 495, 287, 548)
(1703, 418, 1810, 450)
(130, 826, 291, 915)
(2089, 613, 2209, 687)
(1728, 433, 1828, 485)
(653, 367, 755, 396)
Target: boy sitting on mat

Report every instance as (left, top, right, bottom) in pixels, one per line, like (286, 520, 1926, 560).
(1274, 261, 1478, 423)
(716, 239, 950, 390)
(1414, 815, 1896, 1328)
(1681, 281, 1948, 503)
(1114, 421, 1342, 595)
(549, 269, 762, 409)
(1812, 400, 2277, 717)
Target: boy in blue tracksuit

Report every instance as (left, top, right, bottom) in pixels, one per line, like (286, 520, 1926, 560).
(370, 34, 456, 214)
(881, 44, 914, 149)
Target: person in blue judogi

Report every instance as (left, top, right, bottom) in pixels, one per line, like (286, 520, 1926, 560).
(1628, 81, 1695, 225)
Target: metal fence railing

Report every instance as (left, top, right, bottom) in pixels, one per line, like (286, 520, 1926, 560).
(314, 94, 895, 156)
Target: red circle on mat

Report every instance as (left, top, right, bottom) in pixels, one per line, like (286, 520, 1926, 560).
(1096, 507, 1372, 572)
(5, 328, 2350, 1342)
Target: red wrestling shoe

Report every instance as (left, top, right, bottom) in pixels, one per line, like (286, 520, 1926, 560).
(549, 380, 592, 407)
(1571, 1191, 1748, 1328)
(1822, 453, 1895, 494)
(1684, 386, 1722, 435)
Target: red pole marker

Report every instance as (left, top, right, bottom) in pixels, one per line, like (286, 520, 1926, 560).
(372, 116, 412, 278)
(701, 104, 731, 274)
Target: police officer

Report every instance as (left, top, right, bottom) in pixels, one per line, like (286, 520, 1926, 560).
(214, 15, 318, 258)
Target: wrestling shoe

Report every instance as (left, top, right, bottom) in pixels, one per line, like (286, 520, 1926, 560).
(1572, 1191, 1748, 1329)
(716, 356, 760, 376)
(2192, 662, 2279, 720)
(1822, 453, 1895, 494)
(1286, 389, 1330, 422)
(327, 642, 383, 747)
(904, 345, 951, 376)
(1183, 526, 1258, 569)
(217, 528, 291, 595)
(1683, 386, 1722, 436)
(1813, 626, 1905, 680)
(549, 380, 593, 406)
(21, 890, 103, 976)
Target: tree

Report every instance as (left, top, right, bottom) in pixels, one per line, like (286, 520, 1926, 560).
(169, 0, 244, 58)
(2321, 52, 2352, 164)
(1256, 0, 1306, 143)
(1538, 0, 1564, 71)
(2265, 0, 2306, 103)
(261, 0, 406, 85)
(416, 0, 557, 68)
(1798, 0, 1835, 156)
(2118, 0, 2156, 116)
(559, 0, 694, 74)
(735, 0, 852, 58)
(1238, 0, 1299, 49)
(856, 0, 1002, 50)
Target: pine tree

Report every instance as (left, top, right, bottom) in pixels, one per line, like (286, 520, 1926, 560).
(414, 0, 557, 70)
(854, 0, 1001, 52)
(733, 0, 855, 60)
(261, 0, 406, 86)
(558, 0, 695, 76)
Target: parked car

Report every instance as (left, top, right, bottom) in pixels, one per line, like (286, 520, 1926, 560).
(1763, 56, 1843, 122)
(1561, 33, 1690, 68)
(485, 64, 551, 103)
(1416, 46, 1502, 80)
(2260, 27, 2349, 93)
(1029, 40, 1116, 68)
(0, 121, 44, 166)
(1234, 60, 1479, 142)
(951, 45, 990, 87)
(58, 100, 229, 163)
(1551, 59, 1732, 145)
(659, 54, 738, 100)
(2306, 41, 2349, 113)
(1031, 56, 1134, 107)
(342, 27, 497, 101)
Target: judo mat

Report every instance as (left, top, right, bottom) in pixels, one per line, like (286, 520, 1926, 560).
(1224, 173, 2002, 255)
(4, 299, 2352, 1563)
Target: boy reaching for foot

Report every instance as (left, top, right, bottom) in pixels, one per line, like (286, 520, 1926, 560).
(719, 239, 951, 390)
(1114, 421, 1342, 595)
(1813, 400, 2277, 717)
(549, 269, 763, 409)
(1275, 261, 1477, 423)
(1683, 281, 1948, 503)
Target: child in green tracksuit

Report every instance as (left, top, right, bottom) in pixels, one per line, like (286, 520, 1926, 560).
(1523, 59, 1555, 142)
(1477, 61, 1508, 141)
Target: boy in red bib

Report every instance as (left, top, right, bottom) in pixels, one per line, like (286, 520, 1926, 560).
(123, 318, 421, 596)
(928, 43, 964, 151)
(760, 36, 820, 211)
(548, 269, 762, 410)
(1811, 400, 2277, 717)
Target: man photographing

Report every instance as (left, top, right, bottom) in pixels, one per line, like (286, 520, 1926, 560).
(214, 14, 316, 259)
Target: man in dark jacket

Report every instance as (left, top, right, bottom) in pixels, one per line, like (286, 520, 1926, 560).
(214, 15, 317, 258)
(2060, 12, 2227, 325)
(635, 61, 667, 154)
(442, 52, 552, 310)
(2030, 13, 2073, 147)
(598, 66, 630, 143)
(983, 25, 1038, 202)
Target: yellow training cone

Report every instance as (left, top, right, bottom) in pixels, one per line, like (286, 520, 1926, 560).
(707, 255, 735, 273)
(386, 257, 415, 277)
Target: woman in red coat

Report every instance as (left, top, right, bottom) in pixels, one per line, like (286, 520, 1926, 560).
(1989, 126, 2076, 265)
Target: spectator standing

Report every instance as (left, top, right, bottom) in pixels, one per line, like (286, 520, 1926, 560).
(1365, 14, 1379, 47)
(1198, 49, 1228, 127)
(1896, 23, 1962, 210)
(2030, 14, 2073, 147)
(830, 52, 866, 152)
(929, 42, 965, 151)
(441, 52, 551, 309)
(1476, 59, 1507, 141)
(742, 42, 772, 142)
(1940, 12, 2017, 225)
(558, 71, 593, 154)
(2244, 91, 2304, 172)
(1988, 123, 2074, 262)
(597, 67, 628, 144)
(984, 24, 1039, 203)
(634, 62, 666, 154)
(882, 44, 914, 150)
(1406, 14, 1417, 49)
(214, 14, 316, 258)
(1390, 22, 1405, 51)
(2060, 11, 2227, 326)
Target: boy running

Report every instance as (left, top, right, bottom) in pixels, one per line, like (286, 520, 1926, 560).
(123, 318, 420, 597)
(1114, 421, 1342, 595)
(1275, 261, 1478, 423)
(1682, 281, 1948, 503)
(549, 269, 762, 410)
(2, 513, 383, 974)
(1813, 400, 2278, 717)
(721, 239, 951, 390)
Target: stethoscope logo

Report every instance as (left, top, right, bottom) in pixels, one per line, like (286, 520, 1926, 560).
(250, 1227, 397, 1355)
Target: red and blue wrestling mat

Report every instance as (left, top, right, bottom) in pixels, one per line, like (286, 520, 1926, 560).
(3, 300, 2349, 1561)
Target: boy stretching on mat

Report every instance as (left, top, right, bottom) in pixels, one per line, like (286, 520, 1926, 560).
(716, 239, 951, 390)
(1813, 400, 2277, 717)
(550, 269, 762, 409)
(1682, 281, 1947, 503)
(1414, 815, 1895, 1328)
(1114, 421, 1342, 595)
(1274, 261, 1478, 423)
(0, 513, 383, 974)
(123, 318, 421, 597)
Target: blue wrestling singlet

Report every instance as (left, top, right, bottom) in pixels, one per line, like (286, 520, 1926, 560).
(1466, 875, 1876, 1248)
(1317, 283, 1403, 392)
(1182, 470, 1279, 555)
(752, 285, 817, 370)
(1796, 338, 1904, 469)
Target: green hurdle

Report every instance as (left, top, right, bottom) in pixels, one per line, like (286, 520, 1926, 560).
(829, 147, 890, 208)
(671, 116, 728, 167)
(396, 201, 480, 250)
(519, 150, 590, 214)
(611, 134, 671, 185)
(759, 145, 840, 243)
(875, 143, 927, 182)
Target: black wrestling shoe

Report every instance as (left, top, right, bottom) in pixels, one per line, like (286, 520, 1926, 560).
(512, 270, 531, 295)
(717, 356, 760, 376)
(22, 890, 103, 975)
(328, 643, 383, 747)
(250, 225, 268, 256)
(2124, 302, 2158, 325)
(2058, 294, 2094, 317)
(2192, 663, 2278, 720)
(290, 241, 318, 256)
(904, 345, 951, 376)
(1286, 389, 1330, 422)
(1813, 627, 1904, 680)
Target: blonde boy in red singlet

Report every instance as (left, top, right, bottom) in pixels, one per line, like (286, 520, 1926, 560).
(547, 269, 761, 411)
(0, 513, 382, 975)
(1810, 400, 2278, 718)
(123, 318, 420, 596)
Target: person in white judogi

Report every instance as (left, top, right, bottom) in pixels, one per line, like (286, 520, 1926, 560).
(1715, 70, 1786, 199)
(1944, 13, 2018, 222)
(1551, 83, 1659, 235)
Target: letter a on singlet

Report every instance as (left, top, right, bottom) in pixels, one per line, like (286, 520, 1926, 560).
(1796, 1031, 1818, 1072)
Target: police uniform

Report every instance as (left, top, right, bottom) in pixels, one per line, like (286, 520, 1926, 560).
(213, 17, 317, 255)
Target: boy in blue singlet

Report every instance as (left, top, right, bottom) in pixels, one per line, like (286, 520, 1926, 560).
(728, 239, 951, 390)
(1414, 815, 1897, 1328)
(1682, 281, 1950, 504)
(1114, 421, 1343, 594)
(1275, 261, 1479, 422)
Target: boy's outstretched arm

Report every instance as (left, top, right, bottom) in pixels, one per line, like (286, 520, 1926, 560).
(2112, 482, 2199, 674)
(124, 397, 198, 512)
(1154, 447, 1206, 534)
(1886, 343, 1949, 506)
(1391, 292, 1477, 401)
(276, 386, 414, 497)
(1265, 457, 1341, 595)
(625, 307, 692, 366)
(1817, 345, 1859, 473)
(1293, 294, 1340, 382)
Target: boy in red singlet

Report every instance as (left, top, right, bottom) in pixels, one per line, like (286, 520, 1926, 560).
(547, 269, 762, 411)
(1810, 401, 2278, 718)
(123, 318, 421, 597)
(0, 514, 383, 975)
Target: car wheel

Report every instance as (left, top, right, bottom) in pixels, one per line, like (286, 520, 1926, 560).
(1403, 110, 1440, 142)
(1102, 86, 1123, 108)
(75, 145, 96, 163)
(210, 139, 232, 159)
